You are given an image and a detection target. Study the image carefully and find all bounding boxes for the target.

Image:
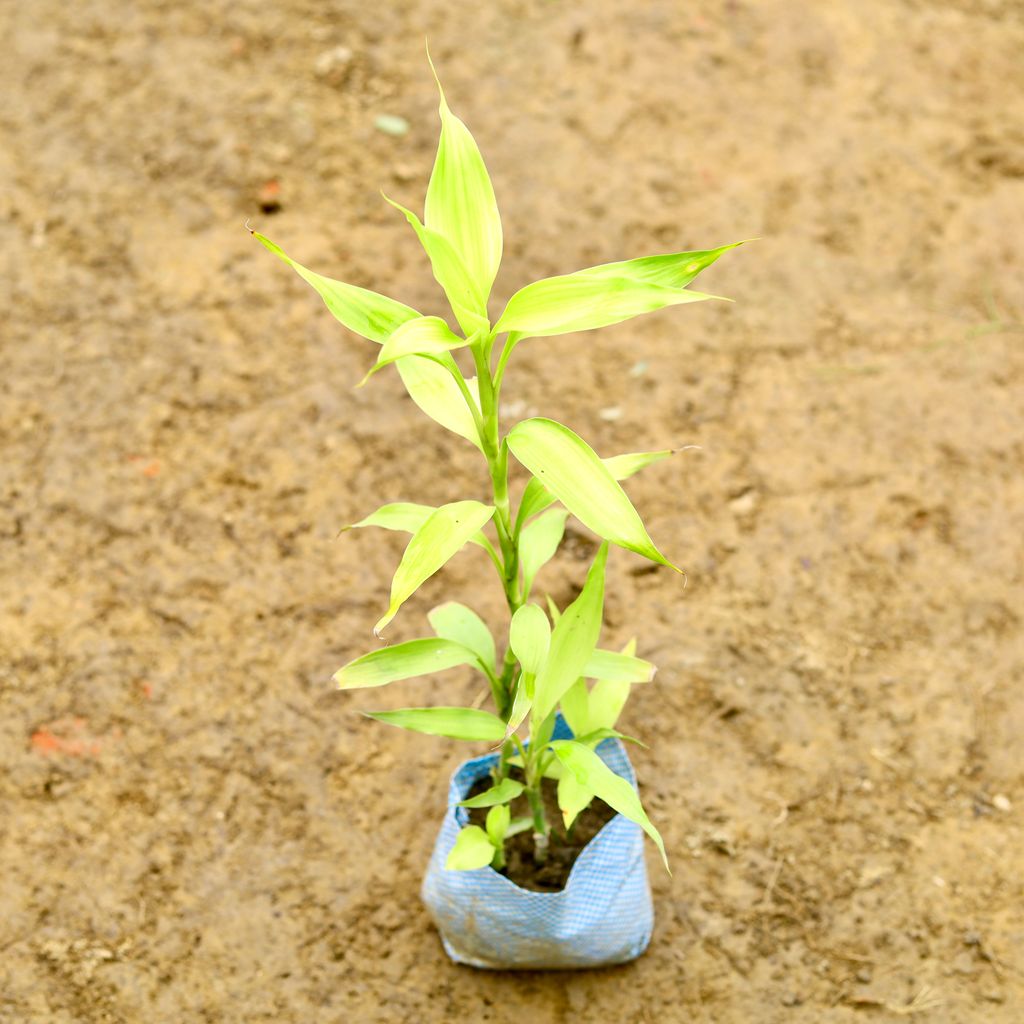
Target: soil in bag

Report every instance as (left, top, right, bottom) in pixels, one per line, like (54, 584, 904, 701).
(466, 770, 617, 892)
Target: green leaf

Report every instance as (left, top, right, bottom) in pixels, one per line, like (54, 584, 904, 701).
(458, 777, 525, 809)
(505, 676, 533, 736)
(519, 508, 568, 595)
(334, 638, 480, 690)
(575, 241, 746, 289)
(485, 803, 511, 846)
(515, 449, 680, 533)
(602, 448, 676, 480)
(362, 316, 472, 384)
(545, 594, 561, 624)
(582, 648, 656, 684)
(375, 500, 496, 636)
(428, 602, 496, 676)
(495, 273, 721, 339)
(552, 739, 668, 871)
(507, 418, 678, 570)
(446, 825, 496, 871)
(424, 55, 503, 305)
(345, 502, 493, 556)
(588, 678, 631, 732)
(252, 233, 420, 344)
(532, 544, 607, 724)
(345, 501, 436, 535)
(395, 355, 482, 450)
(515, 477, 558, 532)
(364, 706, 505, 741)
(509, 603, 551, 676)
(557, 766, 593, 830)
(506, 816, 533, 838)
(383, 194, 487, 336)
(560, 677, 591, 738)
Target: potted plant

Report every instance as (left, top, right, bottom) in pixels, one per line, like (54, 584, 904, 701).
(253, 56, 743, 970)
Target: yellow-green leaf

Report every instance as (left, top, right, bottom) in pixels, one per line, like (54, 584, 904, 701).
(364, 706, 505, 741)
(446, 825, 496, 871)
(495, 273, 720, 339)
(395, 355, 482, 450)
(334, 638, 481, 690)
(557, 765, 593, 830)
(532, 544, 607, 723)
(582, 648, 656, 683)
(458, 777, 524, 809)
(516, 449, 680, 532)
(428, 602, 496, 676)
(575, 241, 746, 289)
(509, 603, 551, 676)
(519, 508, 568, 595)
(383, 194, 487, 336)
(375, 500, 495, 636)
(362, 316, 472, 384)
(424, 56, 503, 305)
(252, 232, 420, 343)
(552, 739, 668, 871)
(507, 418, 678, 570)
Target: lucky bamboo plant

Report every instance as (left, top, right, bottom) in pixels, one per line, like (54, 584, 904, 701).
(254, 58, 742, 876)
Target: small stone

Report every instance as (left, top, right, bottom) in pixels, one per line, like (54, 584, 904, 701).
(952, 951, 975, 975)
(315, 45, 353, 81)
(992, 793, 1011, 813)
(598, 406, 622, 421)
(375, 114, 409, 137)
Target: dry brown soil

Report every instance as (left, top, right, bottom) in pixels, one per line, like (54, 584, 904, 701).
(3, 1, 1024, 1021)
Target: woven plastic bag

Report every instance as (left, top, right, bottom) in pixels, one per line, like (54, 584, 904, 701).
(421, 718, 653, 969)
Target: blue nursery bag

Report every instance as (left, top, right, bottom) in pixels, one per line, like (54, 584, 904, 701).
(420, 721, 654, 969)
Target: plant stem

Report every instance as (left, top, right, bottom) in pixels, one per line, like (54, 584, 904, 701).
(471, 334, 550, 859)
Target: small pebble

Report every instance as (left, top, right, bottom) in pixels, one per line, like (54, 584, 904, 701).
(375, 114, 409, 137)
(315, 45, 353, 80)
(992, 793, 1011, 813)
(598, 406, 622, 421)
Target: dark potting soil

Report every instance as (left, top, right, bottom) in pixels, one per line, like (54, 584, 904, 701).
(465, 771, 617, 892)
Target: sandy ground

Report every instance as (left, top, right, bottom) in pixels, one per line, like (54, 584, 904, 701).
(2, 0, 1024, 1021)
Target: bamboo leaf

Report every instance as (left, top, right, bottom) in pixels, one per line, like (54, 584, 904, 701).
(519, 508, 568, 595)
(574, 241, 746, 289)
(515, 477, 558, 532)
(334, 638, 480, 690)
(531, 544, 607, 723)
(602, 448, 676, 480)
(345, 502, 492, 553)
(507, 418, 678, 570)
(458, 777, 525, 808)
(485, 803, 511, 846)
(516, 448, 681, 532)
(424, 55, 503, 306)
(552, 739, 669, 870)
(252, 233, 420, 343)
(557, 766, 593, 830)
(428, 602, 497, 676)
(375, 500, 495, 636)
(587, 637, 637, 731)
(383, 194, 487, 336)
(364, 706, 505, 741)
(509, 603, 551, 676)
(495, 274, 721, 339)
(395, 355, 482, 450)
(582, 648, 656, 683)
(345, 502, 436, 535)
(362, 316, 472, 384)
(446, 825, 496, 871)
(559, 678, 592, 738)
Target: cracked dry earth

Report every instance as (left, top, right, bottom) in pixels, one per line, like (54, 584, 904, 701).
(2, 0, 1023, 1021)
